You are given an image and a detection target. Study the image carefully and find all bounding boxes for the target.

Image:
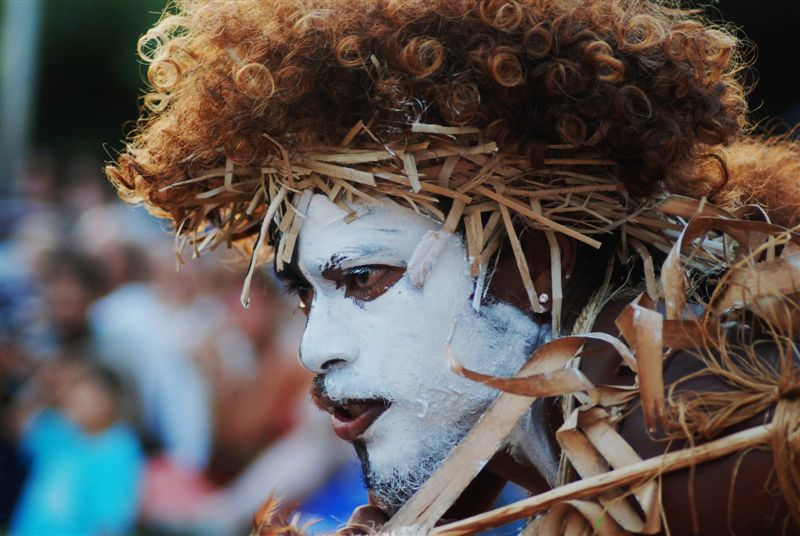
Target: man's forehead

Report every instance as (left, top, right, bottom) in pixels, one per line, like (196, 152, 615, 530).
(297, 194, 438, 273)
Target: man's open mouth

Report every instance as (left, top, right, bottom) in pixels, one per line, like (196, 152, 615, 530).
(311, 380, 391, 441)
(329, 398, 391, 441)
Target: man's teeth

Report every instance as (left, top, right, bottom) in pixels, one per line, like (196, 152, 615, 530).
(343, 402, 371, 418)
(347, 403, 374, 417)
(334, 400, 386, 419)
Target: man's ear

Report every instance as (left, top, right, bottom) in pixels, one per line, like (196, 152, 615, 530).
(487, 228, 577, 313)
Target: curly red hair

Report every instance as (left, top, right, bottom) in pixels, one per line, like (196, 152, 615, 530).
(106, 0, 798, 228)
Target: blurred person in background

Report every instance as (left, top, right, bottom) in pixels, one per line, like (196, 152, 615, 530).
(72, 202, 161, 290)
(27, 247, 109, 358)
(6, 359, 143, 535)
(197, 399, 361, 535)
(185, 272, 361, 534)
(0, 155, 82, 527)
(0, 214, 65, 523)
(0, 155, 64, 360)
(200, 271, 310, 481)
(89, 240, 214, 477)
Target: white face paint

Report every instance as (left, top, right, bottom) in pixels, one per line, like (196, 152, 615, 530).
(294, 194, 548, 511)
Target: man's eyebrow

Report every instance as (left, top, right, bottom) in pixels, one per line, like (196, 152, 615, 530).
(318, 250, 371, 282)
(318, 245, 405, 274)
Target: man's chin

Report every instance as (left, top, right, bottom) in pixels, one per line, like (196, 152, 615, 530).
(364, 463, 433, 514)
(359, 456, 510, 526)
(354, 426, 474, 514)
(349, 441, 420, 513)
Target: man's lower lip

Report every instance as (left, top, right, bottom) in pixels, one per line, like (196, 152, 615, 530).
(331, 404, 389, 442)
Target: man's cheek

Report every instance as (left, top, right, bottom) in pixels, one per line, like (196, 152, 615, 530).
(359, 283, 431, 346)
(420, 237, 473, 307)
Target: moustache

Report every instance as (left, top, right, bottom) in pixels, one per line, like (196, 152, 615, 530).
(310, 373, 393, 413)
(310, 375, 335, 414)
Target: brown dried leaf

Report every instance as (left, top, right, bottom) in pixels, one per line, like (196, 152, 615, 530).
(411, 122, 481, 135)
(437, 155, 459, 187)
(565, 500, 625, 536)
(441, 200, 466, 234)
(615, 300, 706, 350)
(500, 203, 545, 313)
(241, 185, 287, 306)
(631, 305, 666, 433)
(557, 409, 647, 532)
(401, 152, 421, 193)
(715, 251, 800, 312)
(300, 159, 377, 187)
(448, 347, 595, 399)
(662, 216, 800, 319)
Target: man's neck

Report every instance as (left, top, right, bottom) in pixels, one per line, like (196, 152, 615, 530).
(486, 297, 637, 496)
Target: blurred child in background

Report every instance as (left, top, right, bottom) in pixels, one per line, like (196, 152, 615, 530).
(9, 360, 143, 535)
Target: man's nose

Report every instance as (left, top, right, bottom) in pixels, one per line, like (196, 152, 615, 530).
(299, 302, 358, 373)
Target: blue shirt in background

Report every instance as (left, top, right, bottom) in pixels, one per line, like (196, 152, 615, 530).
(10, 410, 143, 536)
(298, 461, 367, 534)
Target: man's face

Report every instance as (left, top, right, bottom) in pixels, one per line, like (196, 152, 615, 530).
(291, 195, 546, 511)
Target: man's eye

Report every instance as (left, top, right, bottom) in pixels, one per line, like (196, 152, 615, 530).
(348, 267, 383, 289)
(344, 265, 404, 301)
(297, 285, 314, 315)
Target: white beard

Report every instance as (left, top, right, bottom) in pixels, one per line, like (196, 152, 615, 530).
(363, 421, 467, 510)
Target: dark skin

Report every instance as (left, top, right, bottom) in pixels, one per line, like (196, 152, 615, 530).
(340, 228, 797, 535)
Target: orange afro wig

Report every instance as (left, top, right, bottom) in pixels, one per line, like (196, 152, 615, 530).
(106, 0, 799, 230)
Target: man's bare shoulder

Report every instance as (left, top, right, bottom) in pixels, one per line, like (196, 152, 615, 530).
(612, 333, 798, 535)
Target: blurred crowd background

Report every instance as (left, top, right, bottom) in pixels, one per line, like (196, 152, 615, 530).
(0, 1, 798, 535)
